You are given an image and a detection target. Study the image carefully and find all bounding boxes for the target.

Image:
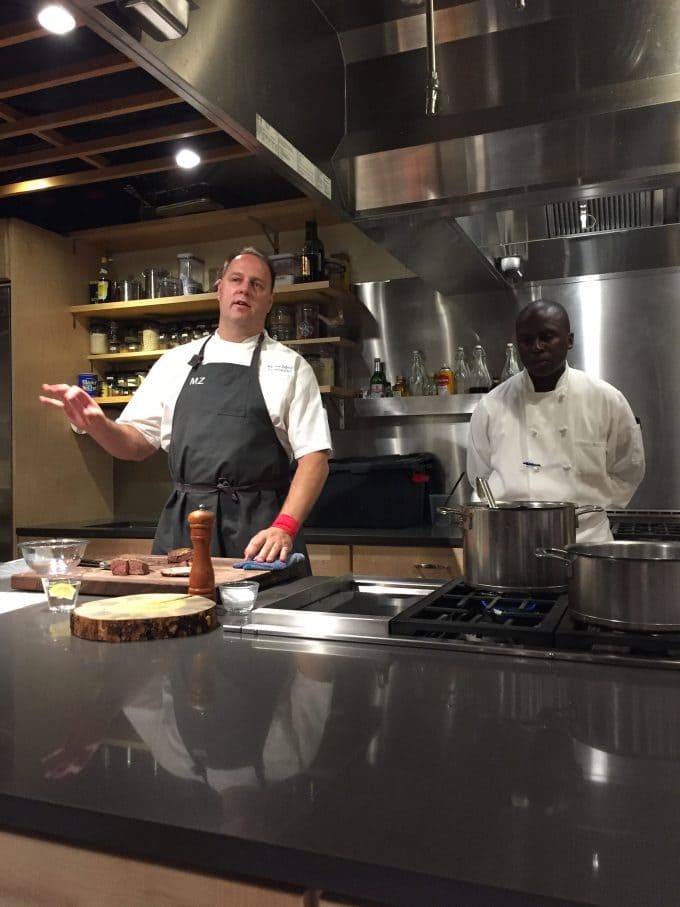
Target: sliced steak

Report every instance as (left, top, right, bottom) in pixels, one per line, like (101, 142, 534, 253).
(110, 558, 130, 576)
(128, 558, 150, 575)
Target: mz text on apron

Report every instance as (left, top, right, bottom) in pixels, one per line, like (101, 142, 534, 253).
(153, 333, 307, 559)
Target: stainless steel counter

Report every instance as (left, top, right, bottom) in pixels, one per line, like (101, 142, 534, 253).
(2, 570, 680, 905)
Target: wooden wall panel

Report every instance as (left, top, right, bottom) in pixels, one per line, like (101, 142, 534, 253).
(8, 220, 113, 547)
(0, 830, 307, 907)
(352, 546, 463, 581)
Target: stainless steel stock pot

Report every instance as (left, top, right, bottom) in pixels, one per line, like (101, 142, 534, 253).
(535, 541, 680, 631)
(440, 501, 602, 592)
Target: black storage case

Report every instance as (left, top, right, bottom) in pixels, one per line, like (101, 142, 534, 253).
(305, 453, 440, 529)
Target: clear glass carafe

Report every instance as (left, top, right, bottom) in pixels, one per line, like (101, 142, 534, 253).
(500, 342, 521, 382)
(468, 345, 492, 393)
(409, 350, 428, 397)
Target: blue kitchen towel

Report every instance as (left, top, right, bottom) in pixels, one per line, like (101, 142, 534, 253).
(233, 552, 306, 571)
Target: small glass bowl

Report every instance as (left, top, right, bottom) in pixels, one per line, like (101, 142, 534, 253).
(19, 538, 88, 576)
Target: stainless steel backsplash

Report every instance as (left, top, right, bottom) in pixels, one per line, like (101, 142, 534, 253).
(334, 270, 677, 509)
(115, 268, 677, 517)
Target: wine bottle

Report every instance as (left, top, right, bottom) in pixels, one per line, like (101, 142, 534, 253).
(370, 357, 385, 397)
(300, 220, 325, 283)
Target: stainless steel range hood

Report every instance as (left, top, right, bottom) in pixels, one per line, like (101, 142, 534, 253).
(72, 0, 680, 292)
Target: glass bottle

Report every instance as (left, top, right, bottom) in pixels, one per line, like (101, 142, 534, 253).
(500, 342, 521, 382)
(453, 347, 470, 394)
(380, 360, 392, 397)
(409, 350, 428, 397)
(435, 364, 454, 395)
(370, 357, 385, 397)
(300, 220, 325, 283)
(468, 345, 492, 393)
(95, 256, 111, 303)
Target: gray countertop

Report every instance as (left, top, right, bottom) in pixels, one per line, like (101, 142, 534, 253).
(1, 569, 680, 906)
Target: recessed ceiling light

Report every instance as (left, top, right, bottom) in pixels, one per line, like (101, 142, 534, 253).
(37, 4, 76, 34)
(175, 148, 201, 169)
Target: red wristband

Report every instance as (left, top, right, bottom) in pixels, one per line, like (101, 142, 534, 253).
(271, 513, 300, 539)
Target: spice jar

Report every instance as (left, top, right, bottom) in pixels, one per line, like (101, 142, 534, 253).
(89, 321, 108, 355)
(179, 322, 192, 344)
(116, 374, 128, 396)
(296, 303, 319, 339)
(103, 374, 116, 397)
(141, 320, 160, 351)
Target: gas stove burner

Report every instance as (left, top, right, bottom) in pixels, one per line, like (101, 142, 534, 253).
(390, 580, 568, 646)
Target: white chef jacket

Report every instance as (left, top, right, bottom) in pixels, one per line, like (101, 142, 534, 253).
(117, 331, 332, 461)
(466, 365, 645, 542)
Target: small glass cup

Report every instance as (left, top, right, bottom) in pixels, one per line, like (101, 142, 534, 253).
(42, 576, 82, 614)
(218, 580, 259, 615)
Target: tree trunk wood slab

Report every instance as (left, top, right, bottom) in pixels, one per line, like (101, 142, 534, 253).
(70, 593, 218, 642)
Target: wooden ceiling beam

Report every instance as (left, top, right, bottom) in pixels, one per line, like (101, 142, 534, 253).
(0, 20, 51, 48)
(0, 53, 137, 101)
(0, 88, 180, 141)
(0, 100, 109, 169)
(0, 119, 221, 172)
(0, 144, 252, 198)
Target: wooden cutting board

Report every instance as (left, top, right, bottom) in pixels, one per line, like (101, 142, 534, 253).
(71, 592, 218, 642)
(10, 554, 306, 596)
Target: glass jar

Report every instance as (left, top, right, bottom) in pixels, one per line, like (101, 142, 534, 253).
(124, 328, 141, 353)
(103, 374, 116, 396)
(192, 321, 208, 340)
(89, 321, 108, 355)
(167, 324, 180, 348)
(116, 374, 128, 396)
(317, 346, 335, 386)
(179, 323, 192, 344)
(126, 373, 140, 391)
(141, 321, 160, 351)
(107, 320, 121, 354)
(157, 326, 169, 350)
(270, 304, 294, 341)
(296, 303, 319, 339)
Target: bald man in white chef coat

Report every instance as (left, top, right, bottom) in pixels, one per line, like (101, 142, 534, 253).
(466, 300, 645, 542)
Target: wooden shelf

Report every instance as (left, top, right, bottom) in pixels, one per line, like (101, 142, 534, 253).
(89, 350, 164, 363)
(69, 198, 341, 253)
(70, 282, 351, 321)
(95, 396, 133, 405)
(88, 335, 357, 366)
(94, 386, 354, 406)
(283, 336, 357, 350)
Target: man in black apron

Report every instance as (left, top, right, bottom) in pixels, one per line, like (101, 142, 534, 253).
(40, 248, 331, 563)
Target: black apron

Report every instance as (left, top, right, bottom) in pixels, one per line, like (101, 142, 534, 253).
(153, 333, 307, 559)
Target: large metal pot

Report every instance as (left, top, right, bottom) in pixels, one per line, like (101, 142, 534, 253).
(535, 541, 680, 631)
(441, 501, 602, 592)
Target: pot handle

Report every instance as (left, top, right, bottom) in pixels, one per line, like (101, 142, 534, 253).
(535, 546, 571, 564)
(436, 506, 464, 526)
(575, 504, 604, 522)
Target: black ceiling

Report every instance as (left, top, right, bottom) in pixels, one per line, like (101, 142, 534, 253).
(0, 0, 308, 234)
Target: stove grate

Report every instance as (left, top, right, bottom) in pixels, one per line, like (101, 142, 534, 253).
(555, 611, 680, 657)
(390, 580, 568, 645)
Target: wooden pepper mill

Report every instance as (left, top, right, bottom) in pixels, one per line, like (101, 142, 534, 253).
(188, 506, 216, 599)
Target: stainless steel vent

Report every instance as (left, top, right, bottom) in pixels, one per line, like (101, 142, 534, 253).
(546, 192, 654, 238)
